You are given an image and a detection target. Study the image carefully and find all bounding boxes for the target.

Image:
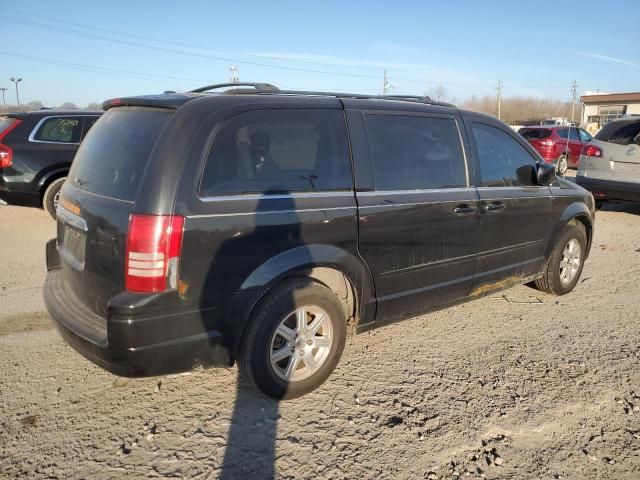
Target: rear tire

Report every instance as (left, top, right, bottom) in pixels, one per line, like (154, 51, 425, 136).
(556, 155, 568, 176)
(534, 224, 587, 295)
(43, 177, 66, 219)
(239, 280, 347, 399)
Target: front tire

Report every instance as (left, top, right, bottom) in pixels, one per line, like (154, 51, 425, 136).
(534, 224, 587, 295)
(43, 177, 66, 219)
(239, 280, 347, 399)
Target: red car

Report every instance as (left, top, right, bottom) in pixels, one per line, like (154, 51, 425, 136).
(518, 126, 593, 175)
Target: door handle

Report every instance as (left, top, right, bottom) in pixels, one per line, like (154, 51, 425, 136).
(453, 205, 478, 216)
(483, 202, 505, 213)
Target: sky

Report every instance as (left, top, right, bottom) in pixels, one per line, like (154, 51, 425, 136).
(0, 0, 638, 108)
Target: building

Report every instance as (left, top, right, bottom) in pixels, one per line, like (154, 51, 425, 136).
(581, 92, 640, 133)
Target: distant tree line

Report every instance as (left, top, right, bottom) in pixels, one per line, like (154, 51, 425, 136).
(0, 101, 103, 112)
(460, 95, 575, 125)
(426, 86, 577, 125)
(3, 90, 579, 125)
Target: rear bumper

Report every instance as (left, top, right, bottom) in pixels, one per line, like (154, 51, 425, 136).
(44, 252, 233, 377)
(0, 188, 41, 207)
(575, 175, 640, 203)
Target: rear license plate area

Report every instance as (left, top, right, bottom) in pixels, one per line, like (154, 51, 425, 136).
(57, 207, 88, 271)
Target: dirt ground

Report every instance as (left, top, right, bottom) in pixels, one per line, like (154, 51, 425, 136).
(1, 199, 639, 480)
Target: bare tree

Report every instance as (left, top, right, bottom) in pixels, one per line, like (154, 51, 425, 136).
(58, 102, 79, 110)
(86, 102, 102, 110)
(426, 85, 449, 102)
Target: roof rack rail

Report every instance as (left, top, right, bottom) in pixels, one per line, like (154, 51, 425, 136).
(189, 82, 455, 107)
(237, 88, 455, 107)
(190, 82, 280, 93)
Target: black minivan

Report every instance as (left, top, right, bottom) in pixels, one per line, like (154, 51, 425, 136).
(45, 84, 594, 399)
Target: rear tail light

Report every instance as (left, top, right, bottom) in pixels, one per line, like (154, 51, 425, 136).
(0, 119, 22, 168)
(125, 214, 184, 293)
(581, 144, 603, 158)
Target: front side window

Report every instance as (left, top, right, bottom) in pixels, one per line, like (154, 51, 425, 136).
(472, 122, 538, 187)
(364, 114, 467, 190)
(556, 128, 569, 139)
(200, 109, 351, 196)
(33, 117, 83, 143)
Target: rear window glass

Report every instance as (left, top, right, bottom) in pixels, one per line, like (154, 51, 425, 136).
(33, 117, 83, 143)
(596, 120, 640, 145)
(519, 128, 551, 140)
(68, 108, 172, 201)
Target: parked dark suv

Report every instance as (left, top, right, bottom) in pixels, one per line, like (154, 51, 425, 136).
(44, 84, 594, 399)
(0, 109, 102, 217)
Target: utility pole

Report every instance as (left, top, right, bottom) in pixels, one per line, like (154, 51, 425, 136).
(0, 88, 7, 111)
(10, 77, 22, 107)
(229, 66, 239, 84)
(382, 69, 394, 95)
(496, 80, 503, 120)
(570, 80, 578, 124)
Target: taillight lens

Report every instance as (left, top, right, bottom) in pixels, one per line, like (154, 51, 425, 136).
(125, 214, 184, 293)
(540, 140, 554, 146)
(0, 119, 22, 168)
(581, 144, 603, 158)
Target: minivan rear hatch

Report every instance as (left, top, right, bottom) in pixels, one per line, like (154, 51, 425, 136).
(57, 107, 173, 318)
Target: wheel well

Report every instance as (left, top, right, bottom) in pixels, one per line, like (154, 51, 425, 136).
(281, 267, 358, 330)
(568, 215, 592, 255)
(233, 269, 359, 360)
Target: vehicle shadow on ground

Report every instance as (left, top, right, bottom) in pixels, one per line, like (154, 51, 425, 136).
(599, 201, 640, 216)
(218, 378, 280, 479)
(199, 191, 303, 479)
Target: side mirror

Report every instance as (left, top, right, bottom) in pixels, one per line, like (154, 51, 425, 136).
(536, 162, 557, 185)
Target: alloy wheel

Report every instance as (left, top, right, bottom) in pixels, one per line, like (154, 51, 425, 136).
(269, 306, 333, 382)
(559, 238, 581, 285)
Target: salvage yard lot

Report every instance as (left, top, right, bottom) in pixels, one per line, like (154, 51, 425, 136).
(1, 203, 639, 479)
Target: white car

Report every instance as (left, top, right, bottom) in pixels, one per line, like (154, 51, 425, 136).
(576, 118, 640, 206)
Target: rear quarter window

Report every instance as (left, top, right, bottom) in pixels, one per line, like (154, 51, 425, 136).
(67, 108, 172, 201)
(32, 116, 83, 143)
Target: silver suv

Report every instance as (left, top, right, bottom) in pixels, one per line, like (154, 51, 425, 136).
(576, 118, 640, 205)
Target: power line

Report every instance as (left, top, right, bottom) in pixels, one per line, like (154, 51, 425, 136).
(0, 14, 398, 82)
(0, 51, 384, 97)
(0, 7, 394, 72)
(0, 51, 212, 85)
(0, 10, 579, 93)
(0, 12, 547, 90)
(0, 6, 497, 82)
